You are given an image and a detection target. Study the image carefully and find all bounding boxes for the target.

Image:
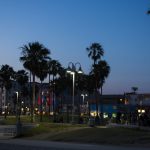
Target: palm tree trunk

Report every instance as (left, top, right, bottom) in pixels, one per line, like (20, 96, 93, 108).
(29, 71, 32, 121)
(100, 86, 103, 95)
(40, 80, 43, 122)
(5, 90, 8, 119)
(94, 61, 98, 117)
(52, 75, 56, 122)
(66, 103, 69, 123)
(88, 93, 91, 118)
(95, 89, 99, 116)
(48, 72, 51, 118)
(100, 86, 103, 123)
(95, 89, 100, 125)
(31, 73, 35, 123)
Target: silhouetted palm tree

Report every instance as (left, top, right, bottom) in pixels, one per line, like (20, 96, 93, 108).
(91, 60, 110, 94)
(54, 67, 67, 116)
(91, 60, 110, 119)
(85, 74, 95, 117)
(20, 42, 50, 122)
(49, 60, 61, 78)
(86, 43, 104, 66)
(76, 73, 94, 119)
(0, 64, 15, 89)
(0, 64, 15, 118)
(15, 70, 28, 88)
(48, 59, 61, 122)
(131, 87, 138, 94)
(15, 69, 29, 115)
(55, 66, 73, 122)
(86, 43, 104, 118)
(36, 60, 49, 122)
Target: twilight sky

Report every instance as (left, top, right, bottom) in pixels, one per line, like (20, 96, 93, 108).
(0, 0, 150, 94)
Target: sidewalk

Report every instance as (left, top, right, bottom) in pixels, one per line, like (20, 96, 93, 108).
(107, 123, 150, 131)
(0, 139, 150, 150)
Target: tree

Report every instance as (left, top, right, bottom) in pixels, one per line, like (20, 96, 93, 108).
(15, 69, 29, 115)
(131, 87, 138, 94)
(20, 42, 50, 122)
(0, 64, 15, 90)
(55, 66, 73, 123)
(54, 66, 68, 96)
(86, 43, 104, 66)
(54, 67, 67, 116)
(15, 70, 28, 88)
(86, 43, 111, 124)
(91, 60, 110, 120)
(36, 60, 49, 122)
(86, 43, 104, 118)
(49, 60, 62, 78)
(91, 60, 110, 95)
(0, 64, 15, 118)
(48, 59, 62, 122)
(90, 61, 110, 117)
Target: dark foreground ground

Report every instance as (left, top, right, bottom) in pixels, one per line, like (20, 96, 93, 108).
(0, 139, 150, 150)
(1, 120, 150, 149)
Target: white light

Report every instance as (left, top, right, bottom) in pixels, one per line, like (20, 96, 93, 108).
(78, 70, 83, 74)
(67, 70, 71, 73)
(71, 72, 75, 75)
(90, 111, 96, 116)
(104, 113, 108, 118)
(50, 112, 54, 115)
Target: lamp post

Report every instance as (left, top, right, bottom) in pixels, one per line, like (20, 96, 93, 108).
(81, 94, 88, 114)
(16, 92, 19, 121)
(4, 105, 8, 119)
(67, 62, 83, 124)
(16, 91, 22, 137)
(81, 94, 88, 105)
(0, 76, 3, 115)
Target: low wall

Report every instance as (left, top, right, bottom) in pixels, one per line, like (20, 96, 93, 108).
(0, 125, 16, 139)
(0, 123, 38, 139)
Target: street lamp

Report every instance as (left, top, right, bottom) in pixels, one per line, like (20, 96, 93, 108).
(16, 92, 19, 121)
(16, 91, 22, 137)
(81, 94, 88, 115)
(81, 94, 88, 105)
(0, 76, 3, 115)
(67, 62, 83, 124)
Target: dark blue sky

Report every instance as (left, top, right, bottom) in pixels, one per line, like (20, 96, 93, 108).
(0, 0, 150, 94)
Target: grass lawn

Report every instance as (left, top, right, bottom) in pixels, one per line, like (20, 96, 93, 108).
(1, 116, 31, 125)
(1, 116, 150, 147)
(48, 127, 150, 146)
(22, 123, 150, 147)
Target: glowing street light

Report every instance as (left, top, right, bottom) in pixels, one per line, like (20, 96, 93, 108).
(15, 91, 22, 137)
(67, 62, 83, 124)
(81, 94, 88, 115)
(16, 91, 19, 121)
(81, 94, 88, 105)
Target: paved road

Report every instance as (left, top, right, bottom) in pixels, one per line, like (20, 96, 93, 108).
(0, 139, 149, 150)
